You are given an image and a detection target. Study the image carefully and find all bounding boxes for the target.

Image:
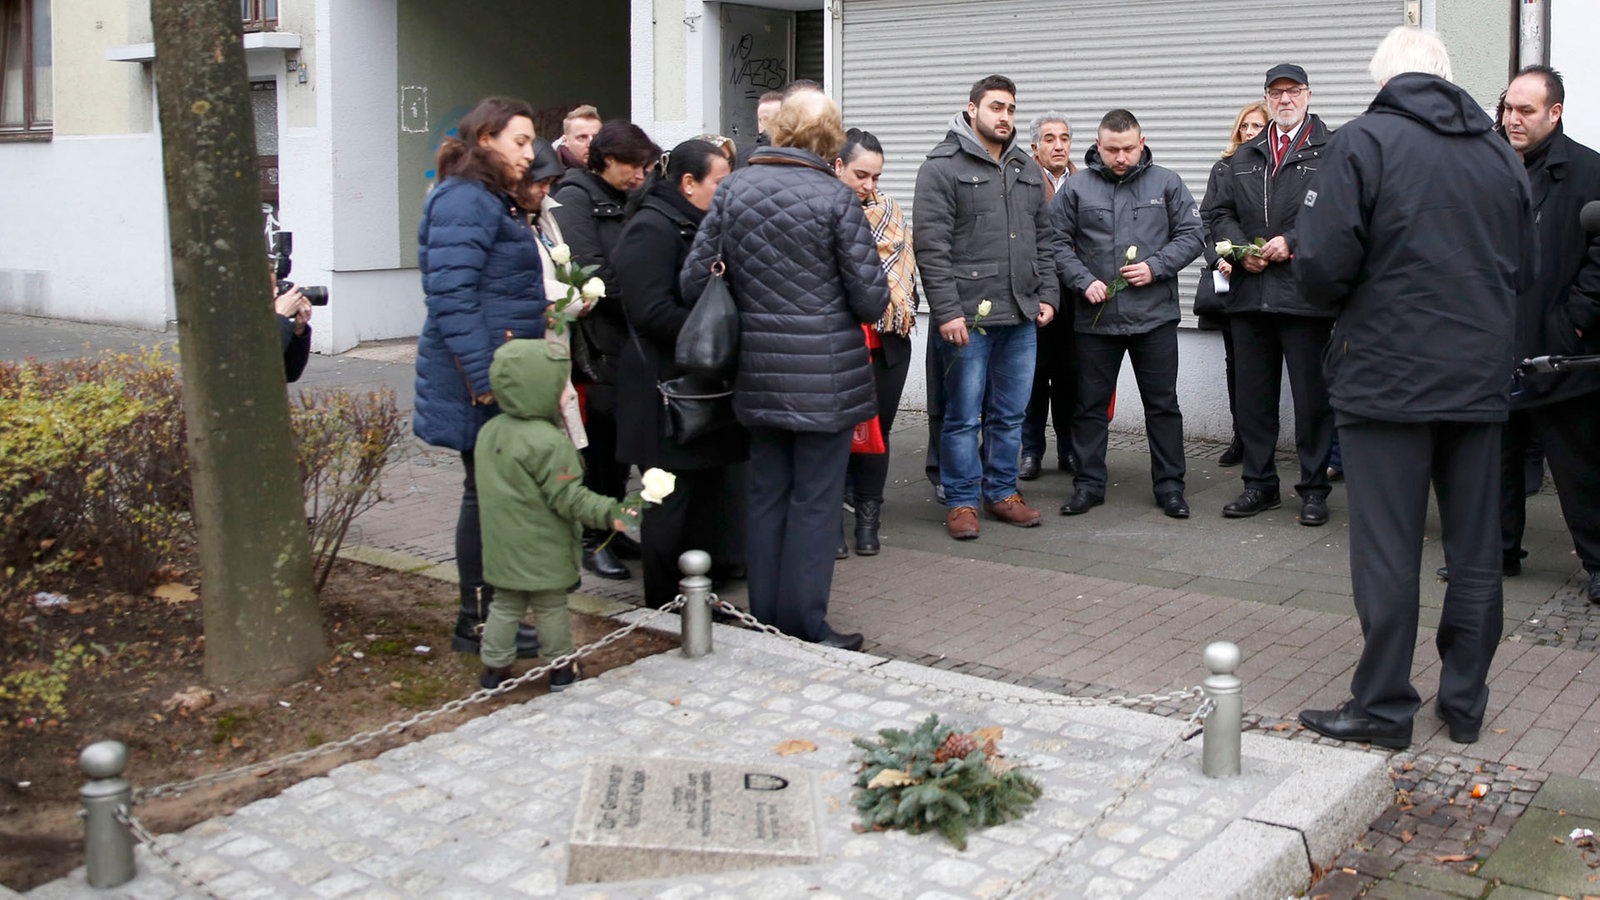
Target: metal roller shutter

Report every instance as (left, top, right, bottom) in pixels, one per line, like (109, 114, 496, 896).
(840, 0, 1406, 312)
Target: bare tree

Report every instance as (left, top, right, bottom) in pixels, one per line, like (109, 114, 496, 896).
(152, 0, 327, 685)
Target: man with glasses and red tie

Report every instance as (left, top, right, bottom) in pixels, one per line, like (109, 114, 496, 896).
(1202, 63, 1337, 527)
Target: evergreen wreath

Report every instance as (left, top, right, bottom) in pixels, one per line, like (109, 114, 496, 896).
(851, 714, 1042, 850)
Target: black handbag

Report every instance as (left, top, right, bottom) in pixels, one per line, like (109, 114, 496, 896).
(675, 253, 739, 376)
(1192, 262, 1227, 330)
(658, 373, 737, 444)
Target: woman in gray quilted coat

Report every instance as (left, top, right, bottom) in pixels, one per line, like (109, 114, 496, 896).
(681, 90, 890, 650)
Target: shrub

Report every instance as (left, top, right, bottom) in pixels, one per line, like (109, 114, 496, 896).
(290, 388, 408, 591)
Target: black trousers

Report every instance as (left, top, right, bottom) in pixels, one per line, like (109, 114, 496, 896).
(1023, 315, 1077, 462)
(1221, 318, 1240, 441)
(581, 399, 630, 543)
(924, 324, 946, 476)
(848, 343, 911, 502)
(641, 467, 740, 609)
(1231, 312, 1335, 498)
(1501, 392, 1600, 573)
(747, 427, 854, 641)
(1071, 323, 1186, 497)
(1342, 418, 1502, 730)
(456, 452, 491, 617)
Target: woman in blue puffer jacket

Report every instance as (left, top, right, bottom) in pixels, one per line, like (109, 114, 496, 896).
(414, 96, 547, 660)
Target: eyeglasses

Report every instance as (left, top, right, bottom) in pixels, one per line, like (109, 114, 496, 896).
(1266, 86, 1307, 100)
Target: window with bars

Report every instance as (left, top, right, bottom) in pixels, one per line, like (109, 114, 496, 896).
(0, 0, 51, 135)
(241, 0, 279, 32)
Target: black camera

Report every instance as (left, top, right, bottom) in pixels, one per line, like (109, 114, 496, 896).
(269, 230, 330, 306)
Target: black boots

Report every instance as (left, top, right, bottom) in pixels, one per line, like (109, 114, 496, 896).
(854, 498, 882, 556)
(582, 529, 631, 580)
(452, 587, 541, 659)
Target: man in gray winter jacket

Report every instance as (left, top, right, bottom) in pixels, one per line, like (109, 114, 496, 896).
(1051, 108, 1203, 519)
(915, 74, 1060, 542)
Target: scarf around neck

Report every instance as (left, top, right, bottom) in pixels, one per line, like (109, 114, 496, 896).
(861, 190, 917, 336)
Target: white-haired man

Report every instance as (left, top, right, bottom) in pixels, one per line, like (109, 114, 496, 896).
(1294, 26, 1535, 749)
(1021, 111, 1078, 480)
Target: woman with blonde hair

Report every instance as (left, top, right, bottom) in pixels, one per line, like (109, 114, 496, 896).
(681, 91, 889, 650)
(1197, 100, 1270, 467)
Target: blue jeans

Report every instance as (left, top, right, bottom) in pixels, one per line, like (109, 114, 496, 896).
(939, 322, 1036, 508)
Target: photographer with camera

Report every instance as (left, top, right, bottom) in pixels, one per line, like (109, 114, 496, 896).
(274, 275, 313, 382)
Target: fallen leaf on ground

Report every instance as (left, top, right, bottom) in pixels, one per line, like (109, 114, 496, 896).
(1270, 722, 1295, 731)
(774, 739, 817, 756)
(1400, 830, 1414, 843)
(162, 686, 215, 715)
(1471, 784, 1490, 798)
(1434, 853, 1474, 863)
(151, 583, 198, 604)
(867, 768, 917, 789)
(1492, 728, 1509, 734)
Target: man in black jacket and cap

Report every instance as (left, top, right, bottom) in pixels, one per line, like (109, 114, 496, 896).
(1293, 26, 1535, 750)
(1202, 62, 1337, 528)
(1495, 65, 1600, 604)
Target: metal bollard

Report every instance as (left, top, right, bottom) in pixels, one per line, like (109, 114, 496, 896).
(679, 549, 713, 658)
(80, 740, 136, 888)
(1201, 641, 1243, 777)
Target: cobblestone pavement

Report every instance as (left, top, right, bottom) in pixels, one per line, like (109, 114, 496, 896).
(13, 315, 1600, 896)
(31, 628, 1387, 899)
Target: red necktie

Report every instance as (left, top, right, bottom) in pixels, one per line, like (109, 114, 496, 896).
(1275, 132, 1291, 170)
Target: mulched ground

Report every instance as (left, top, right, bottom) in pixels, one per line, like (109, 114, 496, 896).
(0, 559, 677, 891)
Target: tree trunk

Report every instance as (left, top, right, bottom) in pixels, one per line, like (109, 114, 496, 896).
(152, 0, 327, 686)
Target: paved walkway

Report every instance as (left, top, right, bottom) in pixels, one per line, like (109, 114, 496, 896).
(10, 314, 1600, 897)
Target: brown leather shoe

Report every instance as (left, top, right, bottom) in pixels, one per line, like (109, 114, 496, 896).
(946, 506, 980, 541)
(983, 493, 1043, 527)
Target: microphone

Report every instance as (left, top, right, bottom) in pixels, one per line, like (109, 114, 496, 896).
(1582, 200, 1600, 233)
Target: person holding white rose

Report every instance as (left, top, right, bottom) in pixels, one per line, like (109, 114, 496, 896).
(1050, 108, 1203, 519)
(614, 139, 748, 610)
(518, 140, 587, 448)
(553, 121, 664, 582)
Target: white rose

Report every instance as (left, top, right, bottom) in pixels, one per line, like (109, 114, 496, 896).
(1125, 245, 1139, 262)
(639, 468, 676, 504)
(581, 277, 606, 301)
(549, 243, 572, 267)
(1214, 240, 1234, 256)
(976, 299, 992, 318)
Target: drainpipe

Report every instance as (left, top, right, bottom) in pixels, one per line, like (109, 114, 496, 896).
(1519, 0, 1549, 68)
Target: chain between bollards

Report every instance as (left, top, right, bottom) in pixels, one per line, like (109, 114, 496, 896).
(1201, 640, 1243, 777)
(678, 549, 714, 658)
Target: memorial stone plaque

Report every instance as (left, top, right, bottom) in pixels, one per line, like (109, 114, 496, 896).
(566, 755, 821, 884)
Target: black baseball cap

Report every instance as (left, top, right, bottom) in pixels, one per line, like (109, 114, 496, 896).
(1264, 64, 1310, 88)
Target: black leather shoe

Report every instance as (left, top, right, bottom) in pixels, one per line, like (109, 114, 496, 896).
(1299, 495, 1329, 527)
(1018, 453, 1042, 481)
(836, 521, 849, 560)
(1059, 452, 1079, 474)
(550, 662, 582, 692)
(583, 545, 631, 580)
(1223, 488, 1281, 518)
(1298, 700, 1412, 749)
(453, 615, 541, 659)
(1588, 570, 1600, 605)
(480, 666, 513, 690)
(1060, 490, 1104, 516)
(1156, 491, 1190, 519)
(608, 530, 642, 560)
(816, 626, 865, 652)
(1433, 701, 1480, 744)
(1217, 437, 1243, 467)
(854, 498, 882, 556)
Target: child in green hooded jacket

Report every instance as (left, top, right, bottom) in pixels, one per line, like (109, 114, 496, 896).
(474, 339, 635, 691)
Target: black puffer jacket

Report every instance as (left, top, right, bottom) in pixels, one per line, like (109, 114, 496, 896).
(680, 147, 890, 433)
(551, 169, 630, 403)
(1512, 127, 1600, 408)
(1295, 73, 1535, 423)
(1202, 114, 1332, 317)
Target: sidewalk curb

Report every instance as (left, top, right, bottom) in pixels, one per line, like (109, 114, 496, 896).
(338, 543, 637, 617)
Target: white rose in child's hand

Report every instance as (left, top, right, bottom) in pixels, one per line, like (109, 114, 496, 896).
(581, 277, 606, 300)
(550, 243, 572, 266)
(640, 468, 676, 504)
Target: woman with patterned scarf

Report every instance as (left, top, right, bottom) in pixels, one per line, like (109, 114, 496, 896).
(835, 128, 918, 557)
